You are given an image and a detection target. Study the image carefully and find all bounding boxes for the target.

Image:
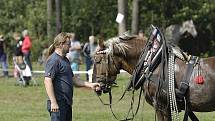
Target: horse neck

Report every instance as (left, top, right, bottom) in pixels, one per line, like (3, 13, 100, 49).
(111, 36, 147, 74)
(121, 59, 137, 74)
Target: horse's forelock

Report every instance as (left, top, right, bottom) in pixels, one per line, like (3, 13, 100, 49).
(105, 37, 120, 54)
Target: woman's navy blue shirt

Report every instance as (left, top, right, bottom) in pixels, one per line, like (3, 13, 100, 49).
(45, 52, 74, 105)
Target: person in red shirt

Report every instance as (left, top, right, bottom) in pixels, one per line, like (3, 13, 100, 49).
(22, 30, 32, 70)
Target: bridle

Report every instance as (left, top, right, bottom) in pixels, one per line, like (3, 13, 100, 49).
(93, 50, 145, 121)
(93, 50, 120, 95)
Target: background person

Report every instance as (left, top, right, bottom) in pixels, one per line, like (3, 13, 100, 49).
(22, 29, 32, 71)
(66, 33, 81, 71)
(38, 43, 49, 67)
(41, 44, 49, 66)
(44, 32, 100, 121)
(82, 35, 97, 80)
(13, 32, 24, 78)
(13, 32, 23, 64)
(138, 29, 147, 40)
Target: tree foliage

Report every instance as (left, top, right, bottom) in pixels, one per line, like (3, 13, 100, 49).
(0, 0, 214, 62)
(0, 0, 46, 60)
(61, 0, 118, 40)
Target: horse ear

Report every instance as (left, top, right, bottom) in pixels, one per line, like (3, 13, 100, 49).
(98, 36, 105, 50)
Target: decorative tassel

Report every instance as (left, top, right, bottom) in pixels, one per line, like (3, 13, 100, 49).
(194, 75, 204, 84)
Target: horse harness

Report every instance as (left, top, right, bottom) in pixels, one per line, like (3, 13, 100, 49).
(131, 26, 200, 121)
(176, 55, 199, 121)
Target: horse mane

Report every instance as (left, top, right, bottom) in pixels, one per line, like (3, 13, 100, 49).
(105, 37, 129, 56)
(105, 36, 147, 58)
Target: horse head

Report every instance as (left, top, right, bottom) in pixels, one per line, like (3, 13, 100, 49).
(165, 20, 198, 45)
(93, 35, 147, 95)
(181, 20, 198, 38)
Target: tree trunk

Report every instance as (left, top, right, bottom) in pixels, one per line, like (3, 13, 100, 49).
(63, 0, 71, 31)
(131, 0, 139, 35)
(55, 0, 62, 35)
(47, 0, 52, 43)
(118, 0, 127, 35)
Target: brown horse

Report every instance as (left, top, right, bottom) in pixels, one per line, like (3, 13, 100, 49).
(93, 33, 215, 121)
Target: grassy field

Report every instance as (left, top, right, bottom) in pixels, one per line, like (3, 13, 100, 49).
(0, 66, 215, 121)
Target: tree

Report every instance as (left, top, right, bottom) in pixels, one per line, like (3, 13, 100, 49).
(131, 0, 139, 34)
(118, 0, 128, 35)
(55, 0, 62, 35)
(47, 0, 53, 43)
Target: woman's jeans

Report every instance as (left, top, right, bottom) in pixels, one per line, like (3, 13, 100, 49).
(47, 100, 72, 121)
(23, 51, 32, 71)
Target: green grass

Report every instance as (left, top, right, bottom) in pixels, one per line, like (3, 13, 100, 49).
(0, 68, 215, 121)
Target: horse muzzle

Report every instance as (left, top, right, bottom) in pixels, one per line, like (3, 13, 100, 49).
(94, 76, 117, 96)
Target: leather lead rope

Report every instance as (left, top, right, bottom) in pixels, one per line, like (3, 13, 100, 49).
(108, 86, 144, 121)
(96, 86, 144, 121)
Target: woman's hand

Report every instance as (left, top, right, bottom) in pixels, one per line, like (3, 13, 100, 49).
(90, 82, 101, 91)
(51, 101, 59, 112)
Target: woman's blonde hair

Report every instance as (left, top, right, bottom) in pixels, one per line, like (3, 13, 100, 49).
(48, 32, 73, 56)
(13, 32, 21, 40)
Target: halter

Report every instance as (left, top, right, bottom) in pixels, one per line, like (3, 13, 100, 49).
(93, 51, 120, 95)
(94, 49, 145, 121)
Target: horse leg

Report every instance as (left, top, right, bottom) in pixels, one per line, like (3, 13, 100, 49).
(156, 110, 170, 121)
(156, 110, 165, 121)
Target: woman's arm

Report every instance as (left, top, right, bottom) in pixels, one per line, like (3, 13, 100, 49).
(72, 76, 100, 90)
(44, 77, 59, 112)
